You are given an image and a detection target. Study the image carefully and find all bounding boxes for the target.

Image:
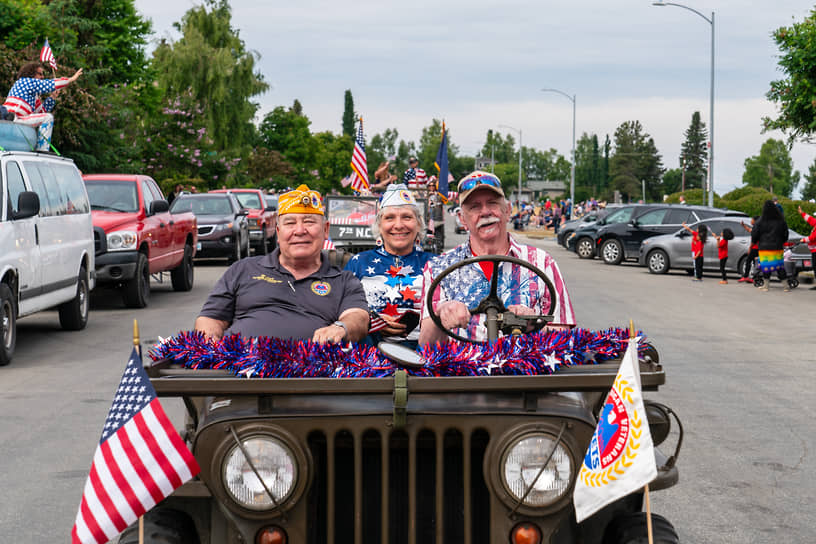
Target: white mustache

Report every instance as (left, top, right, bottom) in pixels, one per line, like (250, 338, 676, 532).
(476, 216, 500, 228)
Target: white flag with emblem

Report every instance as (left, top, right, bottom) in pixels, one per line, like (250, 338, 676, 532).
(573, 337, 656, 522)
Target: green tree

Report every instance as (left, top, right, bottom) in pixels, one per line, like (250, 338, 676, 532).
(246, 147, 296, 189)
(152, 0, 268, 150)
(742, 138, 799, 198)
(259, 101, 318, 183)
(480, 130, 516, 164)
(662, 168, 683, 195)
(575, 133, 604, 197)
(609, 121, 664, 202)
(0, 1, 51, 49)
(764, 8, 816, 144)
(524, 147, 568, 181)
(312, 131, 353, 193)
(679, 111, 708, 191)
(342, 90, 355, 138)
(801, 157, 816, 201)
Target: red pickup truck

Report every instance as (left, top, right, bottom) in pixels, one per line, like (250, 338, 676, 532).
(82, 174, 198, 308)
(210, 188, 277, 255)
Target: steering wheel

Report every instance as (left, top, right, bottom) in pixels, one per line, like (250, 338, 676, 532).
(425, 255, 558, 344)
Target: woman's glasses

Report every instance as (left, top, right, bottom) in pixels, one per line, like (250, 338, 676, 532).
(459, 174, 502, 192)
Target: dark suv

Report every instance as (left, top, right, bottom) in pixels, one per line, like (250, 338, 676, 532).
(170, 193, 250, 262)
(595, 205, 747, 265)
(567, 205, 644, 259)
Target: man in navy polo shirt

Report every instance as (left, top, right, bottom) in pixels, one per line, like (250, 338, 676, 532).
(195, 185, 369, 343)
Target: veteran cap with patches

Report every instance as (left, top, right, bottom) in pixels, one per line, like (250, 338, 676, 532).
(379, 183, 417, 209)
(278, 184, 324, 216)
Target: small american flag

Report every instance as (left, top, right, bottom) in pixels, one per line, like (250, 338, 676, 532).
(323, 238, 336, 250)
(350, 118, 369, 192)
(40, 38, 57, 70)
(71, 349, 200, 544)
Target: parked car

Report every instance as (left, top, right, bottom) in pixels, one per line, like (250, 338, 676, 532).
(1, 149, 95, 365)
(171, 193, 249, 262)
(556, 205, 622, 247)
(567, 205, 645, 259)
(595, 204, 748, 265)
(788, 242, 814, 282)
(83, 174, 198, 308)
(638, 216, 802, 275)
(211, 188, 277, 255)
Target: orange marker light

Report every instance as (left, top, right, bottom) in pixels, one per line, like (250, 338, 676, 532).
(511, 522, 542, 544)
(256, 526, 287, 544)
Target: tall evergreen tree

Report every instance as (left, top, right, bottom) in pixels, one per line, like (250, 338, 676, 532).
(342, 89, 355, 137)
(679, 111, 708, 191)
(609, 121, 664, 202)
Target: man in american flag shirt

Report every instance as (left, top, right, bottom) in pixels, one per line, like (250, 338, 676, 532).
(403, 156, 428, 189)
(2, 62, 82, 151)
(418, 171, 575, 345)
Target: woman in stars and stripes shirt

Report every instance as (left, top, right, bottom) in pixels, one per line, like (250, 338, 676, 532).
(344, 184, 433, 348)
(3, 62, 82, 151)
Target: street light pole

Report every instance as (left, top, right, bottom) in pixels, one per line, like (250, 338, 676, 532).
(498, 124, 523, 208)
(653, 1, 715, 207)
(541, 88, 576, 208)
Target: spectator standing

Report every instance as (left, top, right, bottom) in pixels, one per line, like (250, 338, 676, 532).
(738, 217, 759, 282)
(798, 205, 816, 289)
(711, 228, 734, 284)
(751, 199, 793, 292)
(682, 222, 707, 281)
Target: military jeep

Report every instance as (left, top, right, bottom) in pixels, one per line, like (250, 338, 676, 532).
(129, 256, 682, 544)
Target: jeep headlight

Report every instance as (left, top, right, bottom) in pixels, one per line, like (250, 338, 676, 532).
(501, 433, 573, 507)
(223, 436, 297, 510)
(106, 230, 137, 250)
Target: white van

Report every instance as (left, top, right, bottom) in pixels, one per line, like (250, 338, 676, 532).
(0, 150, 95, 365)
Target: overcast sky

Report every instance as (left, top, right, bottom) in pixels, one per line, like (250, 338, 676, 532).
(134, 0, 815, 196)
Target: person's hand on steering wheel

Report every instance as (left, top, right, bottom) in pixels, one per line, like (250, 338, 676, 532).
(437, 300, 471, 330)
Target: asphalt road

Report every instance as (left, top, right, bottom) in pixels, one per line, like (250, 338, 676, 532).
(1, 225, 814, 542)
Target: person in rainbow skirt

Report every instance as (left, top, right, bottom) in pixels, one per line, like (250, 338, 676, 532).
(751, 199, 794, 292)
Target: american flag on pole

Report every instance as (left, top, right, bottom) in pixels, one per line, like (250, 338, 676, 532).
(350, 117, 370, 193)
(40, 38, 57, 70)
(71, 349, 200, 544)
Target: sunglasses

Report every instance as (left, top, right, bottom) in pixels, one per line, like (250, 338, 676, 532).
(459, 174, 502, 192)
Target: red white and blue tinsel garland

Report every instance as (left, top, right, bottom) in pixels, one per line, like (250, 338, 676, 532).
(149, 327, 645, 378)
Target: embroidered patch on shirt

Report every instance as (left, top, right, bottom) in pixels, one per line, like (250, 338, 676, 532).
(252, 274, 282, 284)
(311, 281, 331, 296)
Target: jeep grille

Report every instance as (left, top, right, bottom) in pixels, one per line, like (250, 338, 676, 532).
(306, 427, 491, 544)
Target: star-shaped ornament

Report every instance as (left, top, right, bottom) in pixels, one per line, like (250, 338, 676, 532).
(382, 303, 400, 317)
(387, 265, 404, 277)
(384, 275, 403, 287)
(543, 353, 560, 372)
(383, 285, 402, 301)
(400, 286, 419, 302)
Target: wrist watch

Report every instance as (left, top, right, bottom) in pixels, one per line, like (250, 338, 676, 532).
(332, 320, 348, 339)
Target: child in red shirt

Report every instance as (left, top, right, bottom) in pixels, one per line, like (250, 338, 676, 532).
(711, 228, 734, 284)
(682, 222, 708, 281)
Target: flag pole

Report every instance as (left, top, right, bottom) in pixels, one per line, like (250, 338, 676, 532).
(629, 319, 654, 544)
(133, 319, 145, 544)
